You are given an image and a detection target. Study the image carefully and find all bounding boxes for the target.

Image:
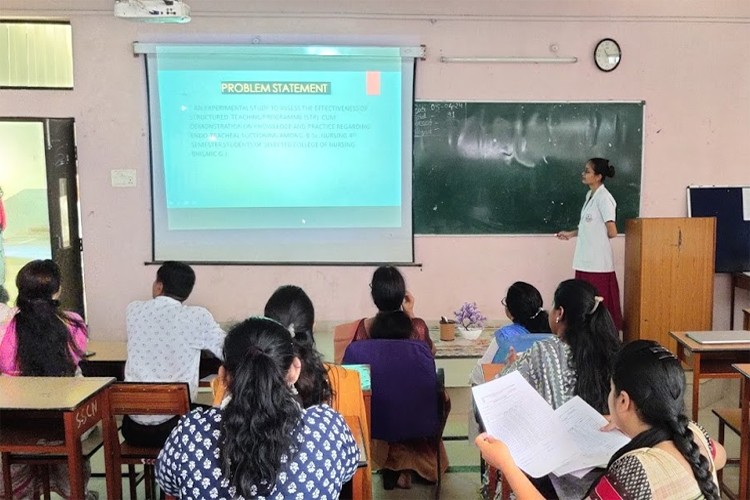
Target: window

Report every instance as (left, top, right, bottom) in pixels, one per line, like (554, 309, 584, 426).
(0, 21, 73, 88)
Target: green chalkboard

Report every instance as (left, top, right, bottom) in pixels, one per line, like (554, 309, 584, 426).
(413, 101, 643, 234)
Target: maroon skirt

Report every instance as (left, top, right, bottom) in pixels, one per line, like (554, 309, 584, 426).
(574, 270, 623, 331)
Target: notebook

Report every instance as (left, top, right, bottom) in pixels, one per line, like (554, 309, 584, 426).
(342, 364, 371, 391)
(686, 330, 750, 344)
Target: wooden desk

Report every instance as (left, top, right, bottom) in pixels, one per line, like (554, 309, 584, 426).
(670, 331, 750, 420)
(733, 363, 750, 499)
(0, 377, 117, 500)
(343, 415, 369, 500)
(80, 340, 127, 380)
(80, 340, 222, 382)
(731, 272, 750, 329)
(431, 327, 493, 359)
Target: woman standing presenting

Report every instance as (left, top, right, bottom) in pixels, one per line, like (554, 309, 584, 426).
(556, 158, 623, 330)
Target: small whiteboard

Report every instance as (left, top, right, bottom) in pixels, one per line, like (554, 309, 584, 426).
(687, 186, 750, 273)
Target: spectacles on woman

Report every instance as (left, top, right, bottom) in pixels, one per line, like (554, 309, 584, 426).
(501, 297, 507, 307)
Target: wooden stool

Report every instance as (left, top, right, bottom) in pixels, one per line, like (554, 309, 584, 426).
(712, 407, 741, 500)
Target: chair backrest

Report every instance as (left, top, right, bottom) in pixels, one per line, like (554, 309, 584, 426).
(108, 382, 191, 416)
(343, 339, 440, 442)
(333, 320, 361, 364)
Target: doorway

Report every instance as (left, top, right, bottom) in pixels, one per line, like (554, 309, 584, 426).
(0, 118, 85, 317)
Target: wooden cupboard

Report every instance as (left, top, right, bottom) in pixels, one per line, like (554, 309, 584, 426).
(623, 217, 716, 353)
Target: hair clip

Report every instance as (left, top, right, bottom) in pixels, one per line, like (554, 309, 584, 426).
(288, 323, 295, 335)
(589, 296, 604, 314)
(530, 307, 543, 319)
(648, 345, 677, 361)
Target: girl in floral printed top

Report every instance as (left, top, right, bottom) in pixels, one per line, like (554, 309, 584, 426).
(156, 317, 359, 500)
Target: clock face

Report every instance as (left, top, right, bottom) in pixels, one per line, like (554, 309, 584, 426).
(594, 39, 621, 72)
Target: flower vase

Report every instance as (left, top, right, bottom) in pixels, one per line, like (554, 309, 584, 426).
(458, 326, 483, 340)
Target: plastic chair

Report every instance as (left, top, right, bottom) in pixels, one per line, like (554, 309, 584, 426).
(343, 339, 445, 499)
(104, 382, 190, 500)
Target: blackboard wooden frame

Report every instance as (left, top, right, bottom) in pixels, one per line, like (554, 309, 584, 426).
(687, 185, 750, 273)
(413, 101, 644, 235)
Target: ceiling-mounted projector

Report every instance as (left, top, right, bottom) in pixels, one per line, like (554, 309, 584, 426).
(114, 0, 191, 23)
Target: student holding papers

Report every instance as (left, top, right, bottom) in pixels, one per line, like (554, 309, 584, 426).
(477, 340, 725, 500)
(502, 279, 620, 414)
(492, 279, 621, 498)
(469, 282, 550, 386)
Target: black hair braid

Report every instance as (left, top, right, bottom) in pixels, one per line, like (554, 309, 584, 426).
(666, 414, 720, 500)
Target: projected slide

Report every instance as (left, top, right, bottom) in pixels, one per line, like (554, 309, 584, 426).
(144, 45, 417, 263)
(159, 66, 401, 230)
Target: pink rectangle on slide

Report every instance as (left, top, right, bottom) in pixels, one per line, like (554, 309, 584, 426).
(366, 71, 381, 95)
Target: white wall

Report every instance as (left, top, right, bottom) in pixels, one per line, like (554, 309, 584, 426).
(2, 0, 750, 339)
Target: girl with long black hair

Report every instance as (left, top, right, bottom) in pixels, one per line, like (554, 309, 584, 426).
(156, 317, 359, 499)
(0, 259, 94, 499)
(263, 284, 331, 408)
(0, 259, 87, 376)
(477, 340, 725, 499)
(491, 278, 621, 498)
(502, 278, 620, 412)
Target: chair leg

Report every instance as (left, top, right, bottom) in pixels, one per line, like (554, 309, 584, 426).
(144, 464, 155, 500)
(2, 452, 13, 500)
(435, 437, 441, 500)
(40, 465, 52, 500)
(128, 464, 138, 500)
(717, 420, 725, 484)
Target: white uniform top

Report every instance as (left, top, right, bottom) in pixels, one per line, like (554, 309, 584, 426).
(572, 184, 616, 272)
(124, 295, 226, 425)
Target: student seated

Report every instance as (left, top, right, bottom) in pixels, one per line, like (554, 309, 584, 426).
(487, 279, 621, 498)
(334, 265, 433, 363)
(343, 278, 450, 490)
(0, 284, 11, 323)
(263, 284, 332, 407)
(156, 317, 360, 499)
(477, 339, 726, 500)
(123, 261, 225, 448)
(0, 260, 96, 499)
(469, 281, 550, 386)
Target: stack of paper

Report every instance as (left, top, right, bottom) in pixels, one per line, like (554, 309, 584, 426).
(472, 371, 630, 478)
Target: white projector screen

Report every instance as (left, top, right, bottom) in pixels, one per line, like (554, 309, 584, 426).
(138, 44, 419, 264)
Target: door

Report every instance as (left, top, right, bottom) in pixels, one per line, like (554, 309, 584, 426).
(44, 118, 85, 317)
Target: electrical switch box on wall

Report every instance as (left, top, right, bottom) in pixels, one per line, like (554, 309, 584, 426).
(111, 169, 136, 187)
